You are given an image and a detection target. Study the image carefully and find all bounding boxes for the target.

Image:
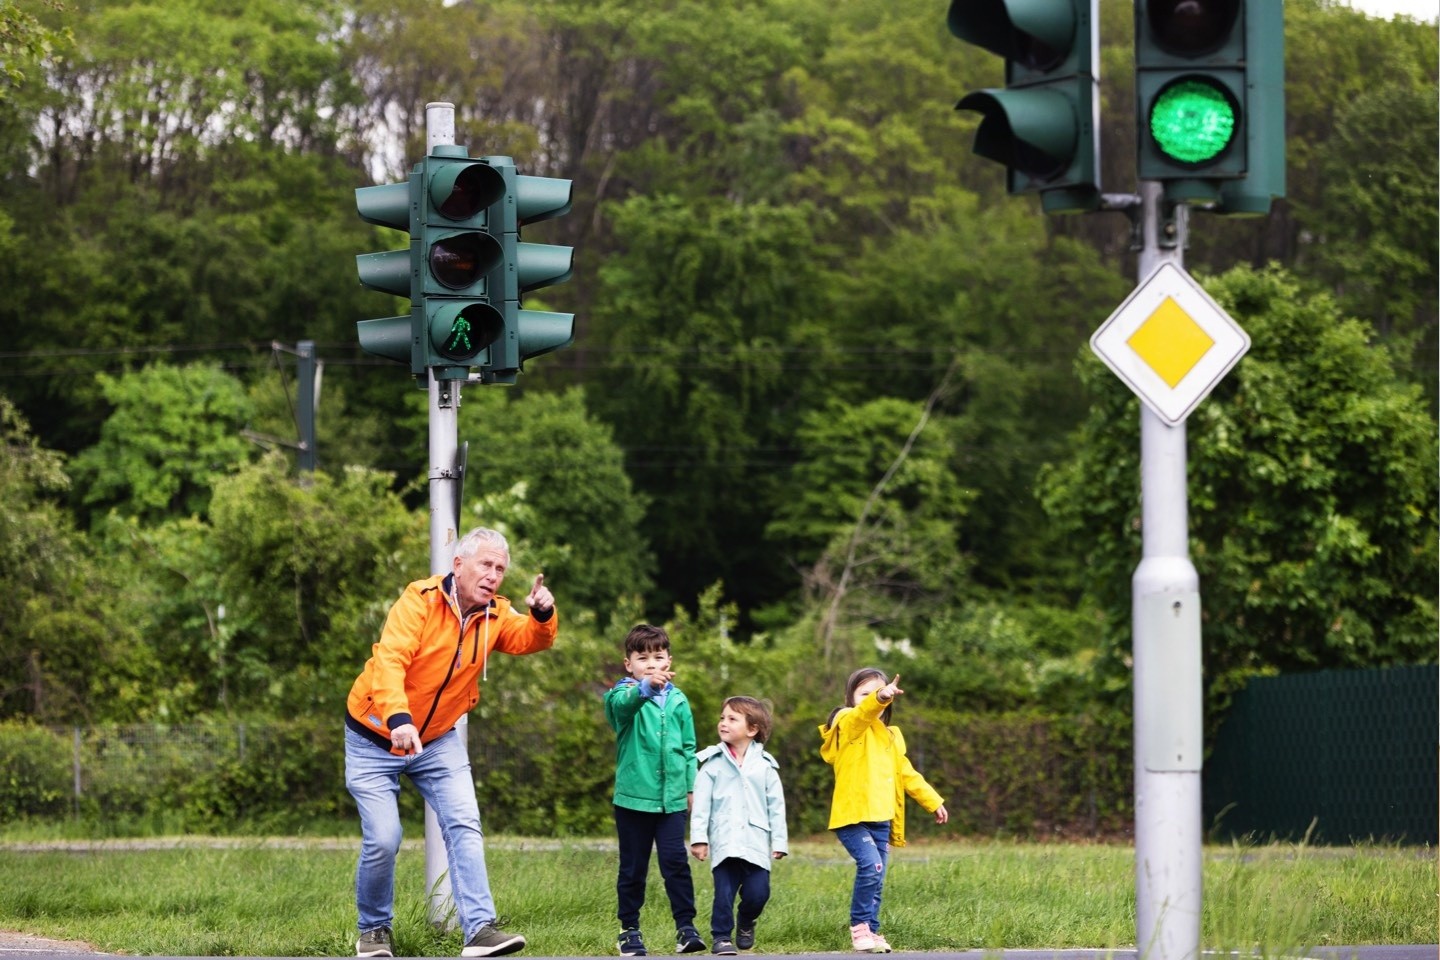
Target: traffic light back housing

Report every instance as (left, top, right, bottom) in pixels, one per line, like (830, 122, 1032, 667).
(949, 0, 1101, 214)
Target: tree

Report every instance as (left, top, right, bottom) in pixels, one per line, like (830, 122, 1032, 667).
(1303, 80, 1438, 405)
(0, 0, 68, 97)
(205, 453, 423, 714)
(0, 395, 153, 722)
(457, 386, 655, 615)
(766, 388, 974, 664)
(70, 363, 254, 525)
(587, 195, 838, 619)
(1040, 265, 1438, 711)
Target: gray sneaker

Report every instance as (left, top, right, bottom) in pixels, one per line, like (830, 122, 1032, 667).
(357, 927, 393, 958)
(461, 922, 527, 958)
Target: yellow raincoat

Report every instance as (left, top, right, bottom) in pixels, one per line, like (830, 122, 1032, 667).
(818, 689, 944, 846)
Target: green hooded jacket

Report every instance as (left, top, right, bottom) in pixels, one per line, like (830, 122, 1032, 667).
(605, 678, 696, 814)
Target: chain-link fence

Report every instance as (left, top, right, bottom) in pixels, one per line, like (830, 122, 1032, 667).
(1204, 664, 1438, 844)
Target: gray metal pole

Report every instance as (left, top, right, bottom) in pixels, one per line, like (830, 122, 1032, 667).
(297, 340, 317, 472)
(423, 100, 465, 932)
(1132, 180, 1202, 960)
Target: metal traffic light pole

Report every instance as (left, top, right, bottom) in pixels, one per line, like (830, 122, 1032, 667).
(1132, 181, 1202, 960)
(423, 100, 465, 931)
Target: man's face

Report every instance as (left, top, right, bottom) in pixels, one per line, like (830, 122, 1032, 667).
(623, 647, 672, 684)
(453, 546, 508, 613)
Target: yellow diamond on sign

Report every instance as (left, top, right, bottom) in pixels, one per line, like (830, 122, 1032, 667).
(1125, 296, 1215, 388)
(1091, 263, 1250, 426)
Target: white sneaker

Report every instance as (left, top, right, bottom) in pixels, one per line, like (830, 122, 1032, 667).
(870, 932, 893, 953)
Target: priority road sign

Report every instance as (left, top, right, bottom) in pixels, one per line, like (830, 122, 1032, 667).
(1089, 262, 1249, 425)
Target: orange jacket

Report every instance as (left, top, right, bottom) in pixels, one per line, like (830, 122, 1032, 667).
(346, 573, 557, 752)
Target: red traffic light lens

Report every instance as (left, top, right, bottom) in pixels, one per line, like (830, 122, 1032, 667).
(1147, 0, 1239, 57)
(436, 163, 505, 220)
(429, 232, 501, 289)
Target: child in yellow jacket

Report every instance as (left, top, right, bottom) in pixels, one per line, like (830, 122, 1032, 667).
(818, 669, 948, 953)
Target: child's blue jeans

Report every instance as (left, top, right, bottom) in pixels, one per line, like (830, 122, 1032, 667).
(834, 821, 891, 932)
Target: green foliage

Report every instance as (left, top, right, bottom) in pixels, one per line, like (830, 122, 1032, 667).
(71, 363, 254, 524)
(0, 723, 71, 819)
(588, 195, 838, 613)
(177, 719, 350, 831)
(205, 453, 424, 714)
(457, 386, 655, 614)
(1040, 265, 1439, 715)
(1303, 79, 1439, 399)
(0, 0, 69, 96)
(0, 0, 1433, 848)
(900, 600, 1104, 713)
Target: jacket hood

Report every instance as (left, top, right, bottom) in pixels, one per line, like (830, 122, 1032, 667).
(818, 710, 854, 765)
(698, 743, 780, 770)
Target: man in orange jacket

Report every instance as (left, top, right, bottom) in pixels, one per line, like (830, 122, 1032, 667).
(345, 527, 557, 960)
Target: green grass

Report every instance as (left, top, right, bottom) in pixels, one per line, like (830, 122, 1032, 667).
(0, 838, 1432, 955)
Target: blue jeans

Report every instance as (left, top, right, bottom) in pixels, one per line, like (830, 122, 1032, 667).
(345, 726, 496, 942)
(834, 821, 890, 932)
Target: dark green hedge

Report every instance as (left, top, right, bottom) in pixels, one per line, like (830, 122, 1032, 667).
(10, 708, 1132, 838)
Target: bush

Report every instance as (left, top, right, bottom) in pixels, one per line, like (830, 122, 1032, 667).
(0, 724, 73, 820)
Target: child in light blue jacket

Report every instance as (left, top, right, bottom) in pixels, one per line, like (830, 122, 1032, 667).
(689, 696, 789, 955)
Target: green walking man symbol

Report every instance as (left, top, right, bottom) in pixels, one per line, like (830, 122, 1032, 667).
(447, 315, 472, 355)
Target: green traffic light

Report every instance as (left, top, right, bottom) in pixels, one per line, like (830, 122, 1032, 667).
(1149, 78, 1237, 165)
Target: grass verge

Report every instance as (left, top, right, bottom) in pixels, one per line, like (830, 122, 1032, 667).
(0, 838, 1431, 955)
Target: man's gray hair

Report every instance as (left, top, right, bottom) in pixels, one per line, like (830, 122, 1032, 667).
(455, 526, 510, 560)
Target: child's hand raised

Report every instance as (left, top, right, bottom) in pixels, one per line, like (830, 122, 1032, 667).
(645, 667, 675, 692)
(879, 674, 904, 703)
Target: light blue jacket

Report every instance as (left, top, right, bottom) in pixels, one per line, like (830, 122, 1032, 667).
(689, 742, 789, 871)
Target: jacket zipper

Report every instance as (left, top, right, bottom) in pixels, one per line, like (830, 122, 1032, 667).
(417, 622, 466, 737)
(658, 704, 667, 803)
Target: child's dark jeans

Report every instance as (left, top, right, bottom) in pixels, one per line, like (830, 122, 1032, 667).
(614, 805, 696, 929)
(708, 857, 771, 940)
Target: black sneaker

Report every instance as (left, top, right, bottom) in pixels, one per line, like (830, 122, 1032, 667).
(357, 927, 393, 958)
(618, 928, 648, 957)
(711, 939, 737, 956)
(461, 922, 526, 958)
(735, 928, 754, 951)
(676, 926, 706, 954)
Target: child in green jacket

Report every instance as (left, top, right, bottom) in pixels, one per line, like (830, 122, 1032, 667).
(604, 624, 704, 957)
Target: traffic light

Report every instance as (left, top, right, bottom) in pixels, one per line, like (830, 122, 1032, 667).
(356, 151, 576, 384)
(418, 147, 509, 381)
(355, 173, 421, 374)
(1135, 0, 1285, 214)
(948, 0, 1101, 214)
(479, 157, 576, 384)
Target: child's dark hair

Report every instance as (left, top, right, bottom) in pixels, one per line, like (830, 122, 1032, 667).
(825, 667, 891, 727)
(624, 623, 671, 656)
(722, 696, 774, 744)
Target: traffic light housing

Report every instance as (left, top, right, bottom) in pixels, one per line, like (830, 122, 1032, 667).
(355, 173, 422, 375)
(355, 150, 577, 384)
(479, 156, 576, 385)
(948, 0, 1101, 214)
(1135, 0, 1285, 214)
(418, 148, 508, 381)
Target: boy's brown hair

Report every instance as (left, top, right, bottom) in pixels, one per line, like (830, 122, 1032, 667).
(624, 623, 671, 656)
(723, 696, 774, 744)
